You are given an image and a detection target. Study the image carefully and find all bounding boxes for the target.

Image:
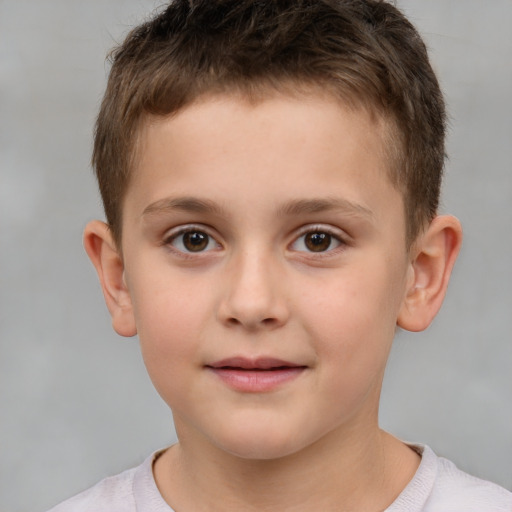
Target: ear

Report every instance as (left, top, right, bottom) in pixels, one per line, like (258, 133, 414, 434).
(83, 220, 137, 337)
(397, 215, 462, 332)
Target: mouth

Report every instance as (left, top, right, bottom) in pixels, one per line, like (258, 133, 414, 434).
(205, 357, 307, 392)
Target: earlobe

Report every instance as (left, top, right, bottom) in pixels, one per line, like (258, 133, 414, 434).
(83, 220, 137, 337)
(397, 215, 463, 332)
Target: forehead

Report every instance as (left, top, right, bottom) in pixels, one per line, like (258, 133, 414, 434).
(134, 86, 397, 170)
(126, 92, 404, 231)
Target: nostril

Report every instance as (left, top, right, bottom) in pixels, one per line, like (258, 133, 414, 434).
(224, 315, 279, 330)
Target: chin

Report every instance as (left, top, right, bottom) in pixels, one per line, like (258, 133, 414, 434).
(210, 422, 315, 461)
(222, 440, 301, 461)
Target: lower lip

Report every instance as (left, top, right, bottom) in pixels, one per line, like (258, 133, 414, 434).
(207, 367, 306, 392)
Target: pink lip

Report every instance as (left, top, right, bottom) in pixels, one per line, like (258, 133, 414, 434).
(206, 357, 307, 392)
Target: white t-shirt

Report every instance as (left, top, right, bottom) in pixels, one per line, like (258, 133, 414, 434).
(47, 445, 512, 511)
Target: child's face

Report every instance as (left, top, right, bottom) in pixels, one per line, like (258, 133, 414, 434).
(118, 93, 412, 459)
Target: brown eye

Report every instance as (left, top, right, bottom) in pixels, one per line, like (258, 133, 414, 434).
(291, 229, 342, 253)
(169, 229, 218, 253)
(183, 231, 209, 251)
(304, 232, 332, 252)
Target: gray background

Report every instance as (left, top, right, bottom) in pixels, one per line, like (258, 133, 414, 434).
(1, 1, 511, 511)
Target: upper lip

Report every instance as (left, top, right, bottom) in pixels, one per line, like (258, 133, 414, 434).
(206, 357, 305, 370)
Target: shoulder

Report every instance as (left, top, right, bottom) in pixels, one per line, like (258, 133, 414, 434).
(428, 452, 512, 512)
(387, 445, 512, 512)
(46, 465, 138, 512)
(46, 467, 136, 512)
(46, 450, 173, 512)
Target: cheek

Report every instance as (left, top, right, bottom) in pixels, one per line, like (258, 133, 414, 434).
(131, 265, 210, 335)
(298, 269, 401, 420)
(129, 273, 211, 389)
(299, 261, 403, 368)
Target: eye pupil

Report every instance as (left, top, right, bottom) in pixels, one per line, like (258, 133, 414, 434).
(183, 231, 208, 252)
(305, 232, 331, 252)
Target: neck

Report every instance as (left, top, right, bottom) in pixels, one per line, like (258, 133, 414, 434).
(154, 421, 419, 512)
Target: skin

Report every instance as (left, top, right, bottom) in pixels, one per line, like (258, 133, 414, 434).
(85, 92, 462, 511)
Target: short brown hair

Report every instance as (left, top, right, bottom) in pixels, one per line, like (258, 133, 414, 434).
(93, 0, 446, 247)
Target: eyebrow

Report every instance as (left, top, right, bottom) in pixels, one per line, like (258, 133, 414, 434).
(278, 197, 374, 219)
(142, 196, 373, 220)
(142, 196, 225, 217)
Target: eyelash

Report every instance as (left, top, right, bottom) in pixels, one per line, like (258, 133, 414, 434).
(163, 225, 221, 256)
(290, 225, 347, 255)
(163, 224, 348, 256)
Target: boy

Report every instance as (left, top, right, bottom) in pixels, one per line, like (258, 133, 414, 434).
(49, 0, 512, 510)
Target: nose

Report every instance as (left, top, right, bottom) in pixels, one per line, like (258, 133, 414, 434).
(216, 248, 289, 331)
